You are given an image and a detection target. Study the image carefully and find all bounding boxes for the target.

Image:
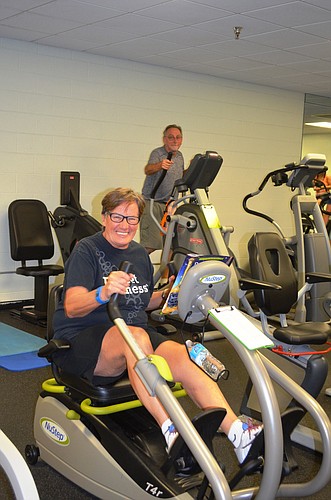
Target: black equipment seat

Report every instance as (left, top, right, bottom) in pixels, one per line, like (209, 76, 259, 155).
(248, 232, 331, 344)
(42, 284, 140, 405)
(174, 150, 223, 193)
(8, 199, 64, 323)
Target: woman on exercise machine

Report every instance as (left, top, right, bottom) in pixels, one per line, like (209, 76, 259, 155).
(52, 187, 262, 464)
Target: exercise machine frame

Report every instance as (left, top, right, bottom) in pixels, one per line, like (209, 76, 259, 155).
(27, 260, 331, 499)
(243, 153, 331, 322)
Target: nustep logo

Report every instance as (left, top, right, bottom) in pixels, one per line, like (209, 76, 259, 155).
(41, 418, 69, 445)
(200, 274, 226, 285)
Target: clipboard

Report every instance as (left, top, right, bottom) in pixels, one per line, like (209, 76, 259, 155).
(209, 306, 274, 350)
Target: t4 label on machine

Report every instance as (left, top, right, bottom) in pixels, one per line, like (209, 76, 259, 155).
(40, 418, 69, 445)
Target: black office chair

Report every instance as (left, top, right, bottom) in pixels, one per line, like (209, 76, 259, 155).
(8, 199, 64, 324)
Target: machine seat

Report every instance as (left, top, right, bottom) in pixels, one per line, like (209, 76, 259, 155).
(38, 338, 137, 405)
(273, 321, 329, 345)
(54, 366, 137, 406)
(42, 285, 177, 409)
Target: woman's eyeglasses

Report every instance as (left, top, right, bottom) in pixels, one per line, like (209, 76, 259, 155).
(105, 212, 140, 225)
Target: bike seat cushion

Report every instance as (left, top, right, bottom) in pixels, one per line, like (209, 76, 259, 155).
(273, 321, 330, 345)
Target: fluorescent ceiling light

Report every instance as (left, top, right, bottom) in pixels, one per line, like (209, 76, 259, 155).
(305, 121, 331, 129)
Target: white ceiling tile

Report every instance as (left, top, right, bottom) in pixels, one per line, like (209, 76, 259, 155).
(137, 0, 232, 24)
(79, 0, 173, 10)
(86, 36, 179, 58)
(208, 57, 272, 71)
(35, 35, 99, 51)
(53, 24, 138, 44)
(32, 0, 123, 23)
(288, 42, 331, 60)
(0, 25, 45, 41)
(201, 39, 277, 57)
(0, 6, 22, 20)
(0, 11, 81, 33)
(280, 59, 331, 73)
(245, 50, 314, 65)
(295, 20, 331, 38)
(297, 0, 331, 10)
(96, 13, 180, 35)
(189, 0, 294, 13)
(195, 14, 283, 36)
(245, 28, 325, 49)
(0, 1, 53, 8)
(246, 1, 331, 27)
(156, 46, 231, 63)
(129, 53, 192, 69)
(149, 26, 228, 46)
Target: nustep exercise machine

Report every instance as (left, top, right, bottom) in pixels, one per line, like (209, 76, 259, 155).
(243, 153, 331, 322)
(26, 260, 331, 499)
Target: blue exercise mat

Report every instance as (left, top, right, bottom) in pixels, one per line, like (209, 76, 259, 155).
(0, 351, 50, 371)
(0, 323, 49, 371)
(0, 323, 47, 356)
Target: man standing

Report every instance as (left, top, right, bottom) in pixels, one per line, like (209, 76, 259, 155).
(140, 125, 184, 254)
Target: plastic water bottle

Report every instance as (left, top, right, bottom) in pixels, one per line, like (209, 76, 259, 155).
(185, 340, 228, 382)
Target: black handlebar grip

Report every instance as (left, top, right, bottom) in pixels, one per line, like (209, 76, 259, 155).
(119, 260, 134, 274)
(167, 260, 177, 277)
(150, 152, 173, 199)
(107, 261, 133, 321)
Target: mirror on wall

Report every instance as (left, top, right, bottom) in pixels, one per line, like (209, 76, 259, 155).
(302, 94, 331, 164)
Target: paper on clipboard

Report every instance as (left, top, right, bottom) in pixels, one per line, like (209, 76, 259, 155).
(209, 306, 274, 350)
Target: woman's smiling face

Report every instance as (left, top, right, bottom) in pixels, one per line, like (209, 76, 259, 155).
(102, 201, 139, 249)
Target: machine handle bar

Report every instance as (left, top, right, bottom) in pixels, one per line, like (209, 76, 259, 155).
(149, 152, 173, 200)
(108, 261, 133, 321)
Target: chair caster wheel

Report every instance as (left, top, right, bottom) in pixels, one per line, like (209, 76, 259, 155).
(25, 444, 39, 465)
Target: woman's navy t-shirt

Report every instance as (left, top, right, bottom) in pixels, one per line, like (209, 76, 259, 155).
(53, 231, 154, 341)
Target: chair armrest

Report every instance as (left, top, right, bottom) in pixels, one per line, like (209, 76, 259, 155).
(306, 272, 331, 284)
(239, 277, 282, 292)
(38, 338, 71, 358)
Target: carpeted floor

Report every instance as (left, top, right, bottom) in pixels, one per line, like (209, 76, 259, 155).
(0, 310, 330, 499)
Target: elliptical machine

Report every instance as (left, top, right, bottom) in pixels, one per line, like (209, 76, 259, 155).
(151, 151, 239, 307)
(26, 259, 331, 499)
(243, 153, 331, 322)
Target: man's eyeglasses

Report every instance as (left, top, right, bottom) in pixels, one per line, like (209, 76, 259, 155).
(165, 135, 182, 141)
(105, 212, 140, 225)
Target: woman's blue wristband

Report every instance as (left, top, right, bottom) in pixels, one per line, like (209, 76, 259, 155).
(95, 286, 109, 305)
